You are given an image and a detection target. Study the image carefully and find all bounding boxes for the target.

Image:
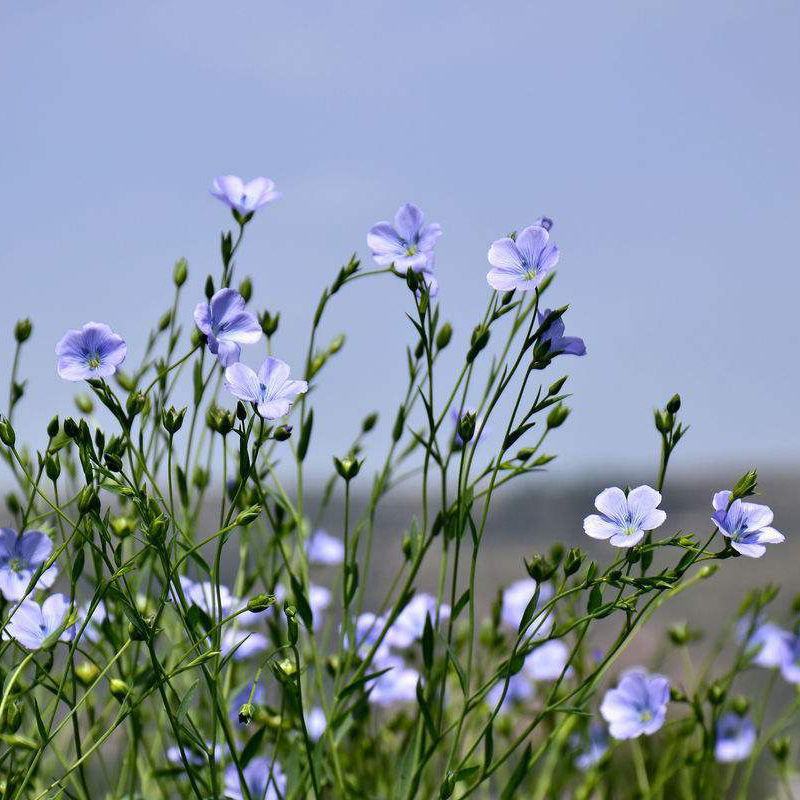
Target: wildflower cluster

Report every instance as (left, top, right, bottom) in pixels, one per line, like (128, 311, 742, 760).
(0, 177, 794, 799)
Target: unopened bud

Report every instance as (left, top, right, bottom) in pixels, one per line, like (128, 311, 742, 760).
(238, 703, 255, 725)
(361, 412, 378, 433)
(173, 257, 188, 287)
(0, 417, 15, 448)
(238, 277, 253, 302)
(76, 661, 101, 686)
(77, 486, 100, 515)
(46, 416, 59, 438)
(236, 505, 262, 527)
(666, 394, 681, 414)
(162, 406, 187, 435)
(333, 456, 361, 481)
(204, 275, 215, 300)
(770, 736, 790, 763)
(546, 404, 570, 430)
(435, 322, 453, 351)
(273, 425, 293, 441)
(109, 678, 130, 701)
(456, 412, 476, 444)
(247, 593, 276, 613)
(14, 319, 32, 343)
(563, 547, 583, 576)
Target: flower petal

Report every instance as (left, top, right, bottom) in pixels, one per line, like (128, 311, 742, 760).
(394, 203, 424, 242)
(583, 514, 619, 540)
(224, 363, 262, 403)
(594, 487, 628, 522)
(487, 238, 523, 271)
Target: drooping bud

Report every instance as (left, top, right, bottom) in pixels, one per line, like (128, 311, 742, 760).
(109, 678, 130, 702)
(546, 404, 570, 430)
(238, 703, 255, 725)
(75, 661, 100, 686)
(247, 593, 276, 613)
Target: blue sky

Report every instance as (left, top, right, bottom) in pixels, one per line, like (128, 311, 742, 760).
(2, 1, 798, 481)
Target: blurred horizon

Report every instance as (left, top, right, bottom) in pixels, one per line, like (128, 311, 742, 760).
(2, 1, 798, 481)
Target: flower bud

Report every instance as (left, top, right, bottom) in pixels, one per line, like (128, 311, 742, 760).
(259, 311, 280, 337)
(525, 554, 556, 583)
(547, 376, 568, 396)
(109, 678, 130, 701)
(669, 687, 687, 703)
(238, 703, 255, 725)
(204, 275, 215, 300)
(0, 417, 15, 448)
(146, 515, 168, 547)
(731, 695, 750, 716)
(192, 466, 209, 490)
(45, 453, 61, 482)
(45, 416, 59, 439)
(77, 486, 100, 515)
(236, 505, 262, 527)
(75, 661, 100, 686)
(3, 700, 22, 734)
(333, 456, 361, 481)
(162, 406, 187, 435)
(14, 319, 33, 345)
(707, 682, 726, 705)
(466, 325, 490, 363)
(5, 493, 20, 516)
(126, 392, 147, 419)
(770, 736, 790, 763)
(654, 409, 673, 433)
(563, 547, 583, 576)
(172, 257, 188, 287)
(667, 622, 690, 646)
(110, 516, 136, 538)
(457, 412, 476, 444)
(273, 425, 293, 442)
(361, 412, 378, 433)
(247, 593, 276, 613)
(238, 277, 253, 302)
(546, 404, 570, 430)
(63, 417, 79, 439)
(666, 394, 681, 414)
(435, 322, 453, 351)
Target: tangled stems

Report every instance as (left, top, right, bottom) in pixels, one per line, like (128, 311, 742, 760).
(1, 199, 792, 800)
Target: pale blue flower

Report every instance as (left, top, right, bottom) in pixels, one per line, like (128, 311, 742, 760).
(600, 668, 670, 739)
(0, 529, 58, 601)
(584, 486, 666, 548)
(537, 308, 586, 357)
(367, 654, 419, 707)
(225, 356, 308, 419)
(367, 203, 441, 273)
(56, 322, 126, 381)
(4, 594, 75, 650)
(525, 639, 573, 681)
(305, 707, 326, 741)
(715, 713, 756, 763)
(211, 175, 281, 215)
(306, 529, 344, 565)
(194, 288, 262, 367)
(573, 723, 609, 770)
(712, 491, 784, 558)
(224, 756, 286, 800)
(386, 593, 450, 650)
(487, 220, 559, 292)
(501, 578, 553, 637)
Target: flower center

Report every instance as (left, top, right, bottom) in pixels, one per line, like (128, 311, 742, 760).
(87, 353, 101, 369)
(640, 709, 653, 722)
(523, 268, 539, 281)
(8, 557, 23, 573)
(406, 244, 418, 257)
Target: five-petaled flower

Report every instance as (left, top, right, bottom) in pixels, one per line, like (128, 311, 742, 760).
(56, 322, 127, 381)
(711, 491, 784, 558)
(4, 594, 75, 650)
(367, 203, 442, 279)
(600, 667, 670, 739)
(487, 219, 559, 292)
(224, 356, 308, 419)
(537, 308, 586, 357)
(0, 529, 58, 601)
(194, 288, 262, 367)
(715, 713, 756, 763)
(501, 578, 554, 638)
(583, 486, 666, 548)
(210, 175, 281, 215)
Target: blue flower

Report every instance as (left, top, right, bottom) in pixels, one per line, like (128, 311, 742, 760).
(501, 578, 553, 638)
(0, 529, 58, 601)
(56, 322, 126, 381)
(712, 491, 784, 558)
(210, 175, 281, 215)
(573, 723, 609, 770)
(305, 707, 326, 741)
(224, 756, 286, 800)
(600, 668, 670, 739)
(367, 654, 419, 707)
(525, 639, 573, 681)
(487, 219, 559, 292)
(386, 593, 450, 650)
(224, 356, 308, 419)
(537, 308, 586, 357)
(583, 486, 666, 548)
(306, 529, 344, 565)
(736, 615, 793, 669)
(4, 594, 75, 650)
(715, 713, 756, 763)
(194, 288, 262, 367)
(367, 203, 442, 273)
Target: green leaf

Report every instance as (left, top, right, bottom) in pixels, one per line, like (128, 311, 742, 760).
(500, 743, 531, 800)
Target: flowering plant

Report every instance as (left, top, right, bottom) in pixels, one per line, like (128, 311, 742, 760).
(0, 180, 795, 799)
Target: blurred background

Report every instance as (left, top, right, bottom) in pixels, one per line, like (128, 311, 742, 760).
(1, 2, 798, 628)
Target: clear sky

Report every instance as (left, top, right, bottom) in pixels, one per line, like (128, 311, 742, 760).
(2, 1, 798, 481)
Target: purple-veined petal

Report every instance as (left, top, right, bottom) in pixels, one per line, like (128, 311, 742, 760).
(608, 529, 646, 548)
(193, 301, 212, 335)
(256, 398, 292, 419)
(17, 531, 52, 566)
(393, 203, 424, 242)
(730, 541, 766, 558)
(626, 486, 662, 521)
(215, 340, 241, 367)
(583, 515, 620, 540)
(594, 488, 628, 522)
(257, 357, 291, 396)
(367, 223, 406, 264)
(515, 225, 548, 268)
(712, 491, 731, 512)
(487, 238, 523, 271)
(224, 363, 262, 404)
(417, 222, 442, 252)
(752, 526, 784, 544)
